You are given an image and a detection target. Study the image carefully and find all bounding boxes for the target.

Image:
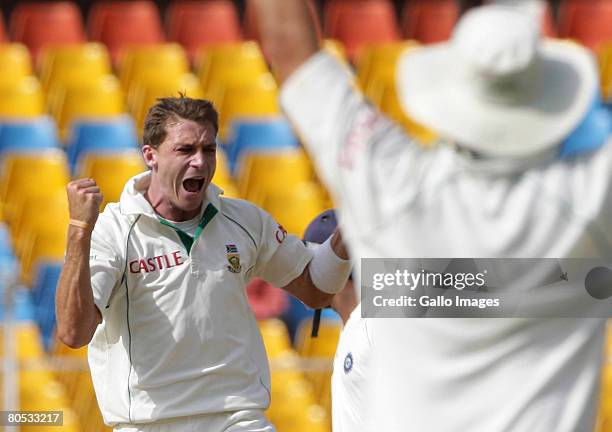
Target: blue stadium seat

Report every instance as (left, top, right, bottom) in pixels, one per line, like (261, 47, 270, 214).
(0, 223, 15, 259)
(560, 95, 612, 159)
(66, 115, 139, 174)
(31, 261, 62, 351)
(0, 288, 35, 322)
(0, 117, 59, 159)
(224, 117, 300, 174)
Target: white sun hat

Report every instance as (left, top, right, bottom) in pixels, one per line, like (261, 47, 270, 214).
(397, 4, 598, 158)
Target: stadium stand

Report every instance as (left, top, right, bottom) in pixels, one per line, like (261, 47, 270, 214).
(198, 41, 269, 100)
(324, 0, 400, 62)
(224, 116, 299, 172)
(558, 0, 612, 50)
(129, 72, 203, 135)
(9, 1, 85, 65)
(0, 1, 610, 431)
(0, 43, 32, 82)
(66, 115, 138, 174)
(402, 0, 458, 43)
(166, 0, 243, 63)
(88, 0, 164, 65)
(47, 74, 125, 139)
(357, 42, 437, 143)
(119, 43, 189, 92)
(39, 43, 111, 93)
(212, 73, 280, 138)
(0, 117, 60, 158)
(76, 150, 146, 208)
(0, 76, 45, 117)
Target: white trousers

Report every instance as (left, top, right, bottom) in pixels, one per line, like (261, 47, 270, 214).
(113, 410, 275, 432)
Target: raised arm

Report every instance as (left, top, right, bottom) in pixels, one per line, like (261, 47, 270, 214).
(250, 0, 320, 83)
(55, 179, 103, 348)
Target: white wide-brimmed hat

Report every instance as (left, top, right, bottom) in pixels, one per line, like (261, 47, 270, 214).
(397, 4, 598, 157)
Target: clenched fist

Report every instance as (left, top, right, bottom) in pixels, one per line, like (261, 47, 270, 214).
(66, 178, 104, 231)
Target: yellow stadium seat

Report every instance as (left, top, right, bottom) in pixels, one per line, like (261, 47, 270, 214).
(12, 190, 69, 258)
(268, 356, 329, 432)
(78, 151, 146, 208)
(0, 325, 81, 431)
(212, 74, 280, 138)
(356, 43, 437, 144)
(20, 227, 67, 284)
(599, 365, 612, 427)
(52, 343, 88, 400)
(129, 73, 204, 133)
(0, 76, 45, 117)
(263, 183, 327, 236)
(295, 319, 341, 359)
(11, 322, 45, 360)
(295, 319, 341, 411)
(39, 43, 111, 93)
(597, 43, 612, 100)
(259, 319, 293, 359)
(0, 150, 70, 224)
(356, 41, 417, 89)
(212, 152, 240, 198)
(0, 43, 32, 82)
(20, 369, 80, 432)
(51, 343, 110, 431)
(236, 150, 312, 203)
(48, 74, 125, 138)
(120, 43, 189, 91)
(197, 41, 269, 98)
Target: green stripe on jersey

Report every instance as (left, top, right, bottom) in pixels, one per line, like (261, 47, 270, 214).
(159, 203, 218, 254)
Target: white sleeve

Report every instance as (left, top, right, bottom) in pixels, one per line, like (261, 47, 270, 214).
(89, 211, 124, 311)
(250, 209, 313, 288)
(280, 51, 436, 235)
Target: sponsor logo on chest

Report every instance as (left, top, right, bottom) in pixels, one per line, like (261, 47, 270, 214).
(129, 251, 185, 274)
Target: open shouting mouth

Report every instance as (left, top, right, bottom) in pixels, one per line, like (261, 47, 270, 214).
(182, 176, 205, 193)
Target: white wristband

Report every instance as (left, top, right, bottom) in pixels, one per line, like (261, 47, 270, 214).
(308, 237, 352, 295)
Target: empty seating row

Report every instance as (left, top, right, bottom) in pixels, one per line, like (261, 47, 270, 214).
(2, 0, 612, 71)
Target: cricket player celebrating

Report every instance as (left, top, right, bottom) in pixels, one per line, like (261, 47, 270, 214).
(55, 97, 352, 432)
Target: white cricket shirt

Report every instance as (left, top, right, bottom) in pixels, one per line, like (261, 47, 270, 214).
(87, 171, 312, 426)
(281, 52, 612, 432)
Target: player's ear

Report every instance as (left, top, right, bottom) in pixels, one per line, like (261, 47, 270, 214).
(142, 145, 157, 170)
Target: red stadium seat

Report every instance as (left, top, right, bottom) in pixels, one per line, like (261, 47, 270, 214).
(167, 0, 242, 63)
(0, 11, 6, 42)
(324, 0, 400, 62)
(402, 0, 458, 44)
(541, 2, 557, 38)
(88, 1, 164, 65)
(558, 0, 612, 50)
(9, 2, 85, 65)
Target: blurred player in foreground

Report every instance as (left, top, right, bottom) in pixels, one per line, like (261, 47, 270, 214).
(253, 1, 612, 431)
(55, 96, 351, 431)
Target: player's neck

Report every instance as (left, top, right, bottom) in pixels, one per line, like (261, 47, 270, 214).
(145, 186, 201, 222)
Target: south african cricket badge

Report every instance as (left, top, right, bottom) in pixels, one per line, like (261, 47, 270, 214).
(225, 244, 242, 273)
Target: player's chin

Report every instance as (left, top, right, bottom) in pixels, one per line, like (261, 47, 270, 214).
(178, 189, 205, 209)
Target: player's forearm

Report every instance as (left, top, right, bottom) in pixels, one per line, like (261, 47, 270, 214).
(285, 236, 352, 308)
(56, 227, 101, 348)
(284, 265, 335, 309)
(250, 0, 320, 83)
